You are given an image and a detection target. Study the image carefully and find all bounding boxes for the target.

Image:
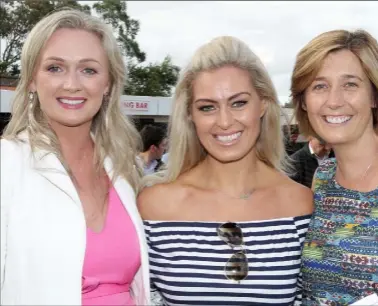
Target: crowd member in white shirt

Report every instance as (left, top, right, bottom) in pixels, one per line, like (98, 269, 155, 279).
(137, 124, 168, 175)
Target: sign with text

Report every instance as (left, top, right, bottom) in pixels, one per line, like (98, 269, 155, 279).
(121, 100, 149, 111)
(120, 95, 158, 115)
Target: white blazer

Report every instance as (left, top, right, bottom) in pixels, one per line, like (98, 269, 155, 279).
(0, 133, 151, 305)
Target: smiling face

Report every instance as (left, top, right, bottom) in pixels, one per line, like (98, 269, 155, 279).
(190, 65, 266, 163)
(304, 49, 376, 146)
(30, 28, 110, 129)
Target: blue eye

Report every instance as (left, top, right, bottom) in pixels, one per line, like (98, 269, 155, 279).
(83, 68, 97, 75)
(345, 82, 358, 88)
(313, 84, 326, 90)
(47, 65, 62, 73)
(198, 105, 215, 112)
(232, 100, 247, 107)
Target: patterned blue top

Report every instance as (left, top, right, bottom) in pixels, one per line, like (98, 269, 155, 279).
(301, 158, 378, 305)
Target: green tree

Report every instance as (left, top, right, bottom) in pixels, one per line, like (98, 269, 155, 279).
(1, 0, 179, 97)
(93, 0, 179, 96)
(93, 0, 146, 63)
(125, 56, 180, 97)
(0, 0, 90, 75)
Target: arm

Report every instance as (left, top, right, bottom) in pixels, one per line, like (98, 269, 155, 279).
(0, 140, 15, 295)
(290, 185, 313, 306)
(311, 167, 320, 192)
(0, 157, 7, 295)
(289, 150, 305, 185)
(293, 272, 304, 305)
(138, 186, 167, 306)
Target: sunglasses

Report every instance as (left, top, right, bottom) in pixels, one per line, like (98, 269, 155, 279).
(217, 222, 248, 282)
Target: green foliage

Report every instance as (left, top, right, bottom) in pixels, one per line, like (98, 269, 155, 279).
(93, 0, 146, 63)
(1, 0, 179, 97)
(125, 56, 180, 97)
(0, 0, 90, 75)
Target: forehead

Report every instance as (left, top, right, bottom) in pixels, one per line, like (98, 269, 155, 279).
(40, 28, 107, 62)
(192, 66, 253, 97)
(318, 49, 366, 79)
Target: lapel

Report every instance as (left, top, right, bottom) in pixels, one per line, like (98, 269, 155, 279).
(104, 157, 149, 296)
(22, 132, 143, 234)
(27, 140, 81, 207)
(104, 157, 144, 233)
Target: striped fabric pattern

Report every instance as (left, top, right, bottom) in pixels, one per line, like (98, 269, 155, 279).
(144, 214, 311, 306)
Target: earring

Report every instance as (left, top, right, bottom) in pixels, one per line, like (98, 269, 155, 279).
(28, 92, 35, 122)
(103, 92, 110, 103)
(103, 93, 110, 129)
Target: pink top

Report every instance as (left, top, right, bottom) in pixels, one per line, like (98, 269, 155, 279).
(82, 186, 141, 306)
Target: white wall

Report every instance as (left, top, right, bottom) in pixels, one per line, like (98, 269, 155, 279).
(0, 90, 14, 112)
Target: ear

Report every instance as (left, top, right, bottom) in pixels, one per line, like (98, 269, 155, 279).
(301, 100, 307, 111)
(260, 99, 267, 118)
(29, 80, 37, 93)
(150, 144, 157, 153)
(104, 84, 110, 96)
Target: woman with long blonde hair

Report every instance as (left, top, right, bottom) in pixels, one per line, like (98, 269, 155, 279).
(1, 9, 150, 305)
(138, 36, 313, 305)
(291, 29, 378, 305)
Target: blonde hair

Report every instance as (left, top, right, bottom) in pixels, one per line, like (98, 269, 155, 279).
(145, 36, 290, 187)
(3, 8, 142, 191)
(291, 29, 378, 137)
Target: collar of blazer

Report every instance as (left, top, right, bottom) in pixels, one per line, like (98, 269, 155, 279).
(16, 130, 137, 212)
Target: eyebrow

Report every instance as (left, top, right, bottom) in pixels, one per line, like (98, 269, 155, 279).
(44, 56, 102, 65)
(194, 91, 251, 104)
(341, 74, 363, 81)
(313, 74, 363, 82)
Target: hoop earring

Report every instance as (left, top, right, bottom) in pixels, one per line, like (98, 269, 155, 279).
(28, 92, 35, 122)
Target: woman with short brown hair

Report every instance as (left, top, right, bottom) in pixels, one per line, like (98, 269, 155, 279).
(291, 29, 378, 305)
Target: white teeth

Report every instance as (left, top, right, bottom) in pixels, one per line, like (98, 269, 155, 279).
(58, 98, 85, 105)
(216, 132, 241, 143)
(325, 116, 351, 124)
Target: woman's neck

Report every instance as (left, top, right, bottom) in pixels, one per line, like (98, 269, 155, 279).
(52, 122, 94, 165)
(333, 131, 378, 187)
(198, 151, 268, 196)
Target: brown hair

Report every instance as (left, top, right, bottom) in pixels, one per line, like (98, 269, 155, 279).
(290, 29, 378, 137)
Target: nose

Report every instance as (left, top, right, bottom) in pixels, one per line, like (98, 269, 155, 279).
(63, 70, 82, 92)
(216, 106, 234, 130)
(325, 86, 345, 110)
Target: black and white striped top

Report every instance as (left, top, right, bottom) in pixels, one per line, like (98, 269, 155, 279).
(144, 214, 311, 306)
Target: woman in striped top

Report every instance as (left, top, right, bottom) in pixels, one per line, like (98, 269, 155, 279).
(138, 36, 313, 306)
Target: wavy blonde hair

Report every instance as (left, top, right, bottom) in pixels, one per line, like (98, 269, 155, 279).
(144, 36, 290, 187)
(3, 8, 142, 191)
(291, 29, 378, 137)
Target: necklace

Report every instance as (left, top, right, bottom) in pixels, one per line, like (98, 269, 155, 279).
(337, 153, 377, 187)
(357, 152, 377, 183)
(216, 188, 255, 200)
(361, 162, 373, 181)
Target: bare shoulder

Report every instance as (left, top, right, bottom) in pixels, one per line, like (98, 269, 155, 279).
(275, 174, 314, 216)
(137, 181, 187, 220)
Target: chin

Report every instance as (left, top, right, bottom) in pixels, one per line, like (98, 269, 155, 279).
(54, 117, 93, 128)
(321, 134, 356, 146)
(209, 150, 251, 164)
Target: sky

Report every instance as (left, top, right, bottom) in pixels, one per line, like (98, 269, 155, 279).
(125, 1, 378, 103)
